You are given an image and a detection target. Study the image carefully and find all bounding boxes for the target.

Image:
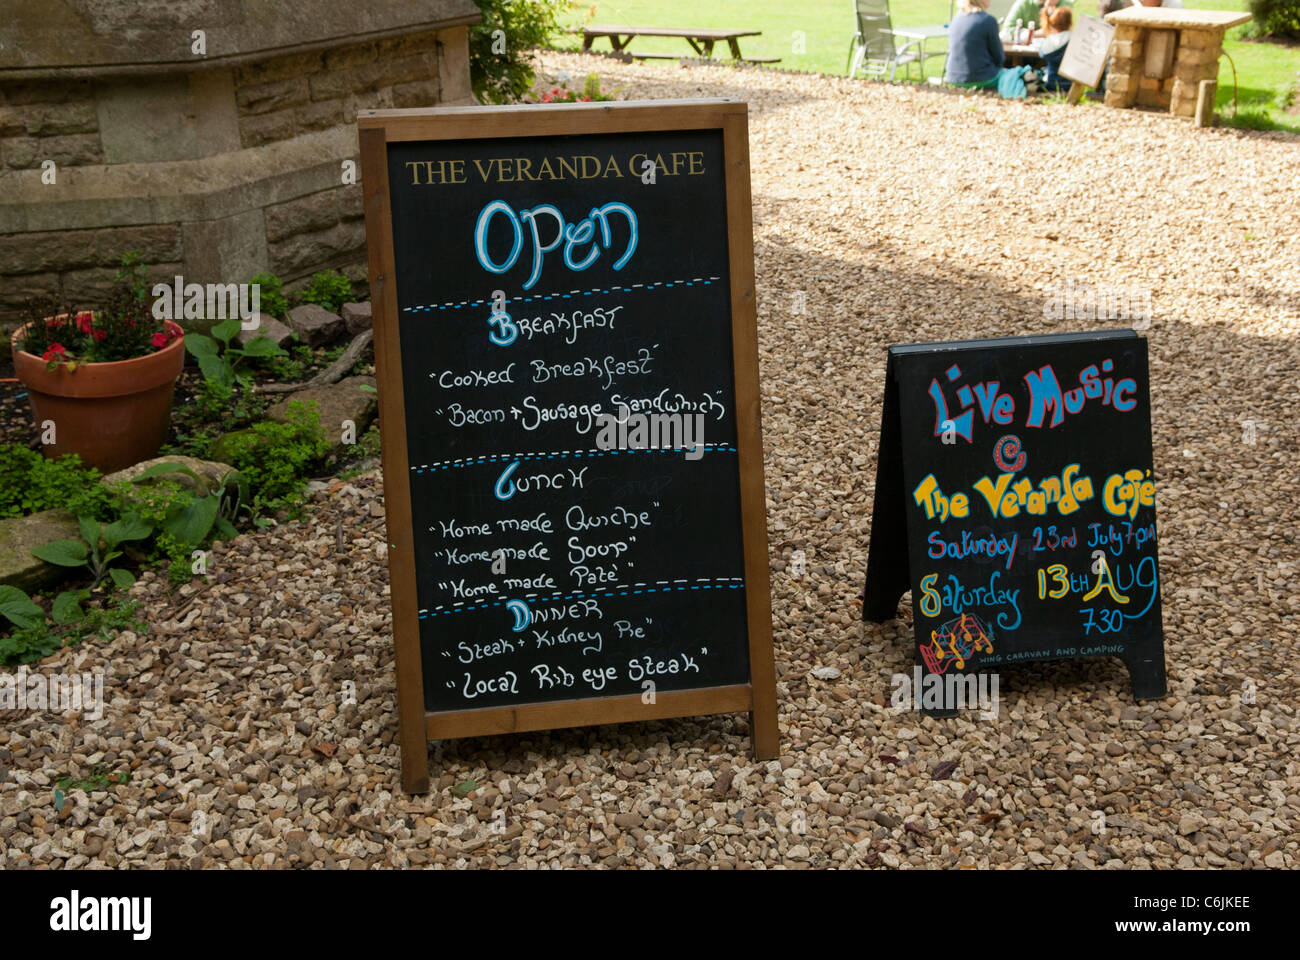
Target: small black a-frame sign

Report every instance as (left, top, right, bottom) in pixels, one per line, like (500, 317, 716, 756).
(864, 331, 1167, 713)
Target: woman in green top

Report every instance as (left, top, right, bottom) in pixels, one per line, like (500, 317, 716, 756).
(1002, 0, 1074, 33)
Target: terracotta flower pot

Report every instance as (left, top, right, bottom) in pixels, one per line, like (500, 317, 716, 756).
(10, 320, 185, 474)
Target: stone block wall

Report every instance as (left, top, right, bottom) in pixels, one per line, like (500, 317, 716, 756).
(0, 79, 104, 169)
(0, 12, 475, 344)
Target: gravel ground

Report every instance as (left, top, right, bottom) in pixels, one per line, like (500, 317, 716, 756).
(2, 53, 1298, 869)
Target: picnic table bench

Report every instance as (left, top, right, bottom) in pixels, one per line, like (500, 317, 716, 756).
(577, 25, 779, 64)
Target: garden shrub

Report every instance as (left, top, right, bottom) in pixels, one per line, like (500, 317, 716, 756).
(209, 402, 328, 513)
(1248, 0, 1300, 38)
(470, 0, 569, 104)
(250, 272, 290, 320)
(0, 445, 110, 519)
(297, 269, 354, 312)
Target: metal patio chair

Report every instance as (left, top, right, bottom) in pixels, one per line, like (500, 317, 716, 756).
(847, 0, 934, 81)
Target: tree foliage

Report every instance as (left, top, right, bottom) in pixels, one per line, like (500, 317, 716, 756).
(1249, 0, 1300, 39)
(470, 0, 570, 104)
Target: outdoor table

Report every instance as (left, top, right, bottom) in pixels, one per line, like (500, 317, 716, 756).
(1102, 7, 1251, 122)
(1003, 42, 1044, 67)
(888, 23, 950, 72)
(578, 25, 774, 63)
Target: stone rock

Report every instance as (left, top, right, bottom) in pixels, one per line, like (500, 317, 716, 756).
(340, 301, 371, 336)
(1178, 813, 1206, 836)
(266, 376, 377, 455)
(810, 666, 841, 680)
(101, 455, 237, 498)
(237, 314, 295, 348)
(285, 304, 344, 347)
(0, 508, 80, 591)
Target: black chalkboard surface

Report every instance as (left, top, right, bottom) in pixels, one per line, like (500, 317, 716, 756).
(388, 127, 750, 711)
(360, 101, 777, 792)
(864, 331, 1167, 710)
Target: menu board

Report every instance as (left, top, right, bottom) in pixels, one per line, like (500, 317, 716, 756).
(863, 331, 1167, 711)
(359, 101, 777, 792)
(1060, 14, 1116, 89)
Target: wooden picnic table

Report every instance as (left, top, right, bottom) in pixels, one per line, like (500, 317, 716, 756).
(1003, 42, 1044, 68)
(578, 24, 777, 63)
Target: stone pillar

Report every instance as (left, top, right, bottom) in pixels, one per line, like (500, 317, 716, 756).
(1170, 27, 1225, 119)
(1104, 25, 1146, 109)
(0, 0, 481, 341)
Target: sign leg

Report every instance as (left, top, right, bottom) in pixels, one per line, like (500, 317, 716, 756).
(1125, 653, 1168, 702)
(749, 696, 779, 761)
(401, 744, 431, 795)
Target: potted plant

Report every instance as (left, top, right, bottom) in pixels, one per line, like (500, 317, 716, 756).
(10, 259, 184, 474)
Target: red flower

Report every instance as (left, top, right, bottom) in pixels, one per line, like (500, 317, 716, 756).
(75, 311, 94, 334)
(42, 343, 68, 362)
(151, 331, 171, 349)
(92, 328, 107, 342)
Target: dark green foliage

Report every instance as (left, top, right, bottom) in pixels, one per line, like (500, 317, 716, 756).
(209, 402, 329, 513)
(0, 445, 109, 519)
(57, 766, 133, 793)
(0, 588, 143, 665)
(470, 0, 569, 104)
(184, 317, 287, 393)
(297, 269, 354, 312)
(1248, 0, 1300, 39)
(250, 271, 290, 320)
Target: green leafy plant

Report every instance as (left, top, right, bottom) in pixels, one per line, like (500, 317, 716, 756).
(210, 402, 328, 516)
(128, 462, 243, 543)
(57, 766, 133, 793)
(470, 0, 569, 104)
(0, 445, 110, 519)
(0, 585, 44, 631)
(115, 250, 151, 303)
(1247, 0, 1300, 39)
(250, 271, 289, 320)
(0, 584, 144, 665)
(102, 464, 245, 584)
(185, 318, 287, 392)
(297, 269, 354, 312)
(31, 514, 152, 593)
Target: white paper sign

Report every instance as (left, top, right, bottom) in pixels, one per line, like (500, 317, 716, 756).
(1060, 15, 1117, 88)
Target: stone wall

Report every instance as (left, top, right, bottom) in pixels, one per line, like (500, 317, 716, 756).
(0, 0, 478, 345)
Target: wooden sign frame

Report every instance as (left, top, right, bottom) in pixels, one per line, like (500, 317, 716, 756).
(358, 100, 778, 794)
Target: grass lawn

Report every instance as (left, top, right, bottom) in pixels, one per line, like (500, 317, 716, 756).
(555, 0, 1299, 132)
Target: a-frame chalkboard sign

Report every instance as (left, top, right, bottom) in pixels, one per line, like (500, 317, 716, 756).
(864, 331, 1167, 713)
(359, 100, 777, 793)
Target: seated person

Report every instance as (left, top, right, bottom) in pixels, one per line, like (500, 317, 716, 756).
(945, 0, 1005, 89)
(1034, 5, 1072, 57)
(1035, 6, 1074, 91)
(1003, 0, 1074, 35)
